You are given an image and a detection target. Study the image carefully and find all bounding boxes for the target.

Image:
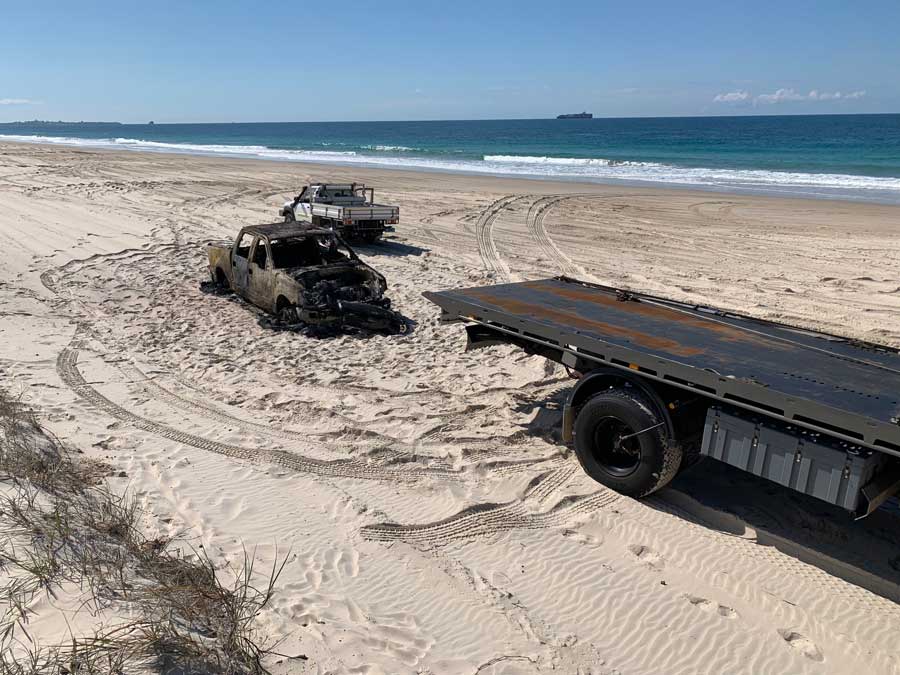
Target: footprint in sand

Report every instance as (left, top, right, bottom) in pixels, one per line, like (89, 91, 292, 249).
(562, 528, 604, 548)
(296, 545, 361, 592)
(683, 594, 738, 619)
(778, 629, 824, 662)
(628, 544, 664, 569)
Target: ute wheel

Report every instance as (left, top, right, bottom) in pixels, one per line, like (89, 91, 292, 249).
(573, 388, 682, 497)
(361, 232, 382, 244)
(283, 210, 295, 223)
(214, 268, 230, 291)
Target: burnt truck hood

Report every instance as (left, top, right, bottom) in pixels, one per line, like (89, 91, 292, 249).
(285, 261, 388, 308)
(282, 262, 385, 288)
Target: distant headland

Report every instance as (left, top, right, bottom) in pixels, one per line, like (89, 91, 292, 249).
(0, 120, 123, 127)
(556, 112, 593, 119)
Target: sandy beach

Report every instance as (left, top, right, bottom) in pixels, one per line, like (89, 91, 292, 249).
(2, 139, 900, 673)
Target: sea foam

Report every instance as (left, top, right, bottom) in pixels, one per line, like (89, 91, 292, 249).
(3, 134, 899, 201)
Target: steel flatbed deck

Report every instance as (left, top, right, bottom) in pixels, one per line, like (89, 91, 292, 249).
(425, 276, 900, 458)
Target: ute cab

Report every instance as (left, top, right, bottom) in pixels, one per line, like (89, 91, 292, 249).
(295, 184, 372, 207)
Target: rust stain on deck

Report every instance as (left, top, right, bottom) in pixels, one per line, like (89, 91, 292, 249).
(523, 281, 791, 350)
(466, 288, 705, 357)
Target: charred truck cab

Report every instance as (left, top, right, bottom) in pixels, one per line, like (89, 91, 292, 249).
(426, 277, 900, 518)
(207, 222, 405, 333)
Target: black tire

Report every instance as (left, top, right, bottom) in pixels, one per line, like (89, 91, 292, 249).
(361, 231, 382, 244)
(283, 210, 295, 223)
(573, 388, 682, 497)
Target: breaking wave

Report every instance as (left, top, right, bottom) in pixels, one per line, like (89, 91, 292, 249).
(3, 134, 900, 200)
(362, 144, 417, 152)
(484, 154, 639, 167)
(0, 134, 358, 161)
(481, 154, 900, 193)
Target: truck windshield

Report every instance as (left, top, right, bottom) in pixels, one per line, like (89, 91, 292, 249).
(270, 237, 324, 268)
(269, 237, 352, 269)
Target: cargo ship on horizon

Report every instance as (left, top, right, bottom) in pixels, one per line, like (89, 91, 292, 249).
(556, 112, 593, 119)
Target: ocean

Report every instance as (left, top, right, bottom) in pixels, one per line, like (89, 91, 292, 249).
(3, 115, 900, 203)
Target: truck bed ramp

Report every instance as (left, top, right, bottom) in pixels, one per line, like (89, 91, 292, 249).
(424, 277, 900, 456)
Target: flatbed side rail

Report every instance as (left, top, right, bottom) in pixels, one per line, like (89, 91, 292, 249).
(423, 290, 900, 459)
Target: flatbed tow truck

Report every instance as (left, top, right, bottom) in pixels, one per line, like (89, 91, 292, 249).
(425, 276, 900, 517)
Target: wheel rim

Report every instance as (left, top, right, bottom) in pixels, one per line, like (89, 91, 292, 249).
(278, 306, 297, 323)
(591, 417, 642, 477)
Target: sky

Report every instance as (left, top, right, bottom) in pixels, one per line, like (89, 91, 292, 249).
(1, 0, 899, 123)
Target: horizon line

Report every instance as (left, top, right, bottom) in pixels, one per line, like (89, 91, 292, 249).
(1, 111, 898, 126)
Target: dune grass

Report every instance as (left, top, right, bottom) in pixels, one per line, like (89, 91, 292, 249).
(0, 390, 290, 674)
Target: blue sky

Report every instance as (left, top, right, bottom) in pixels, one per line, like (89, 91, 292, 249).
(1, 0, 898, 122)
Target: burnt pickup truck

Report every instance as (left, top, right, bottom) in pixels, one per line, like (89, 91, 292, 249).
(426, 276, 900, 517)
(207, 222, 406, 333)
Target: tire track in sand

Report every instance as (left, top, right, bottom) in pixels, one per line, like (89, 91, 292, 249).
(39, 242, 191, 298)
(474, 195, 524, 281)
(523, 193, 658, 279)
(526, 195, 584, 277)
(60, 343, 561, 484)
(125, 359, 564, 473)
(361, 466, 620, 547)
(57, 345, 459, 483)
(119, 360, 561, 475)
(120, 361, 433, 455)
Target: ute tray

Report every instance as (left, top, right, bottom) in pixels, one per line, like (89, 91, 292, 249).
(424, 277, 900, 456)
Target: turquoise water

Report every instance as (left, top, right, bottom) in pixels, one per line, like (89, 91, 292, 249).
(3, 115, 900, 202)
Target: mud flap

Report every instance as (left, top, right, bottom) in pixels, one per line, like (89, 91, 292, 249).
(562, 404, 574, 443)
(465, 324, 507, 350)
(857, 464, 900, 518)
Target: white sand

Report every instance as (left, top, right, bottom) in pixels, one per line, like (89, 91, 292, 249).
(1, 140, 900, 673)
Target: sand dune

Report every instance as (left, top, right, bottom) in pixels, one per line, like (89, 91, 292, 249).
(1, 141, 899, 673)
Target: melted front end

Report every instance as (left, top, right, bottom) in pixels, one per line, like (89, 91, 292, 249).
(292, 263, 388, 308)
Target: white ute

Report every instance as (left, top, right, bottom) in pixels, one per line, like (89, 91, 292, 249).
(280, 183, 400, 243)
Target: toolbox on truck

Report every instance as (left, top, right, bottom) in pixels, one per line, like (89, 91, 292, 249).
(701, 407, 888, 512)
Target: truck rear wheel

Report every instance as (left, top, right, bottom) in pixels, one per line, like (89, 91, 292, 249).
(361, 231, 382, 244)
(283, 210, 295, 223)
(573, 388, 682, 497)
